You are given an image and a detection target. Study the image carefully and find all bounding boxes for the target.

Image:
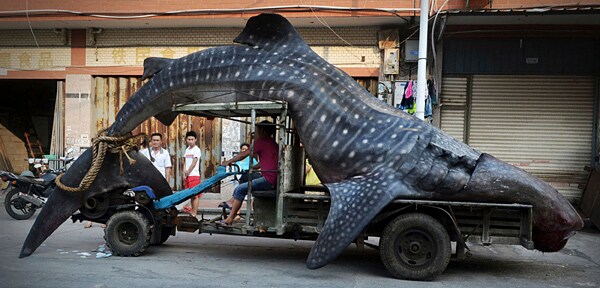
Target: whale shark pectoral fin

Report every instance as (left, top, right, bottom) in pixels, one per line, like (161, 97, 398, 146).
(141, 57, 174, 80)
(154, 111, 179, 126)
(306, 174, 399, 269)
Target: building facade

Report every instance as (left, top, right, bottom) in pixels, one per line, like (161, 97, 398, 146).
(0, 1, 598, 200)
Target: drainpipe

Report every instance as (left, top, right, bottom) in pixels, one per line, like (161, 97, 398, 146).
(415, 0, 429, 120)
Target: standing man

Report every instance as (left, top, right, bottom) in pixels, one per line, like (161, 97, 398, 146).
(183, 131, 202, 217)
(140, 132, 172, 184)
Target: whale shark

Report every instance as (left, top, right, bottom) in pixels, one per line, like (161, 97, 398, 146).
(21, 14, 583, 270)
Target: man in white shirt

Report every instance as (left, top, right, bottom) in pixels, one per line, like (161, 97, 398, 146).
(140, 133, 172, 184)
(183, 131, 202, 217)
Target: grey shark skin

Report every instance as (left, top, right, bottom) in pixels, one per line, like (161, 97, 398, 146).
(22, 14, 583, 268)
(19, 150, 172, 258)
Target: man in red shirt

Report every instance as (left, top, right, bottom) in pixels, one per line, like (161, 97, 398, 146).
(218, 121, 278, 226)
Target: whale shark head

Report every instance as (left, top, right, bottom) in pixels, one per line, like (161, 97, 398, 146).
(461, 153, 583, 253)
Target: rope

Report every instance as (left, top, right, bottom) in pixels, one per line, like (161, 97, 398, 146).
(55, 129, 146, 193)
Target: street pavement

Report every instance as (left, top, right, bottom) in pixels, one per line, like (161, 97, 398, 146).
(0, 192, 599, 288)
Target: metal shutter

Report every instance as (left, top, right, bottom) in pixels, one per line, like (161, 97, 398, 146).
(440, 77, 468, 142)
(469, 75, 594, 202)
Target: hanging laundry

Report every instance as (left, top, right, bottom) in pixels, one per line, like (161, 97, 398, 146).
(427, 79, 438, 105)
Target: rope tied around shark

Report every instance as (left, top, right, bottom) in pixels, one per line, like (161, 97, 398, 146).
(55, 129, 146, 193)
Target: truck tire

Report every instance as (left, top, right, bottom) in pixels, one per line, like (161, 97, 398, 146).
(104, 210, 152, 257)
(380, 212, 451, 281)
(4, 189, 36, 220)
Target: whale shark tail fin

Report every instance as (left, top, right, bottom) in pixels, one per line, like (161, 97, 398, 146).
(306, 173, 400, 269)
(234, 13, 309, 52)
(142, 57, 174, 80)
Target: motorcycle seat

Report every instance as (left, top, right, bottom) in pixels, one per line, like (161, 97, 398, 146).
(19, 176, 52, 186)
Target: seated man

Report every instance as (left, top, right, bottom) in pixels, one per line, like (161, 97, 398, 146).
(218, 121, 279, 226)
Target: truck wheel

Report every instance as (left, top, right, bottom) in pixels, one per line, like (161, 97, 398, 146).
(380, 212, 451, 281)
(104, 210, 151, 256)
(4, 189, 36, 220)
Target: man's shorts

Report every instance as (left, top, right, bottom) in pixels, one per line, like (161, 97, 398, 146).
(185, 176, 202, 199)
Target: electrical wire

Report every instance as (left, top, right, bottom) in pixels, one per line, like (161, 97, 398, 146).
(0, 6, 420, 19)
(25, 0, 40, 48)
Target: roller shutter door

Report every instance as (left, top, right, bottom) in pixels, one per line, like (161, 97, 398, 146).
(440, 77, 468, 142)
(469, 75, 594, 202)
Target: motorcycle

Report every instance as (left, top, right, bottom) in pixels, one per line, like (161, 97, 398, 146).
(2, 155, 74, 220)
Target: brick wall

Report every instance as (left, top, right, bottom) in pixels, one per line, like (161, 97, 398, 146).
(0, 123, 28, 173)
(85, 26, 380, 68)
(0, 30, 71, 71)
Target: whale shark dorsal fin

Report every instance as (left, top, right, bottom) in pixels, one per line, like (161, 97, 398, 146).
(234, 13, 309, 52)
(142, 57, 174, 80)
(306, 173, 403, 269)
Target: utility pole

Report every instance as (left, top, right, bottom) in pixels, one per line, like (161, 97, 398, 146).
(415, 0, 429, 120)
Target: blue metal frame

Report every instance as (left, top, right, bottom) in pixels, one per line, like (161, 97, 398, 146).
(132, 166, 239, 210)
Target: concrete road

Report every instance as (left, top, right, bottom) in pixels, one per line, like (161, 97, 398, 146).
(1, 196, 599, 288)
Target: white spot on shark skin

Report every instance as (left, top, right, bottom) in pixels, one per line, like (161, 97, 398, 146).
(266, 60, 271, 64)
(354, 114, 359, 120)
(154, 88, 159, 93)
(257, 71, 264, 76)
(279, 71, 286, 76)
(220, 59, 224, 64)
(235, 71, 240, 77)
(183, 78, 186, 83)
(241, 58, 246, 63)
(377, 143, 384, 148)
(205, 74, 210, 80)
(340, 89, 346, 94)
(294, 70, 300, 75)
(311, 131, 318, 139)
(301, 79, 307, 83)
(313, 72, 318, 76)
(307, 100, 314, 106)
(335, 116, 342, 123)
(331, 99, 337, 104)
(342, 129, 348, 135)
(332, 141, 339, 147)
(320, 115, 327, 122)
(370, 128, 376, 133)
(377, 120, 383, 124)
(169, 82, 173, 87)
(287, 91, 294, 98)
(289, 63, 294, 67)
(362, 139, 368, 144)
(391, 134, 397, 139)
(320, 87, 325, 93)
(217, 72, 222, 79)
(245, 48, 250, 51)
(348, 151, 356, 158)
